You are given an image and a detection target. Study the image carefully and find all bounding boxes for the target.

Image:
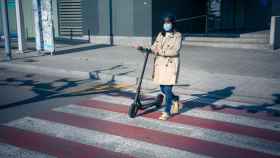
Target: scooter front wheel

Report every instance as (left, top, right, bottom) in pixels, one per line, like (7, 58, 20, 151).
(128, 103, 138, 118)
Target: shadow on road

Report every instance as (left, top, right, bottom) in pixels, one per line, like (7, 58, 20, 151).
(53, 44, 111, 56)
(0, 67, 134, 110)
(181, 86, 280, 117)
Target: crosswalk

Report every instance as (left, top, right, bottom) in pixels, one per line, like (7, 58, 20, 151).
(0, 92, 280, 158)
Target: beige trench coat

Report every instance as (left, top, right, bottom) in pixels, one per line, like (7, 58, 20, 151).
(151, 31, 182, 85)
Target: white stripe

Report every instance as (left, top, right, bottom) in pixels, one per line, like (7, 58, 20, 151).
(92, 94, 133, 105)
(91, 94, 280, 131)
(182, 109, 280, 132)
(54, 104, 280, 156)
(0, 142, 56, 158)
(6, 117, 212, 158)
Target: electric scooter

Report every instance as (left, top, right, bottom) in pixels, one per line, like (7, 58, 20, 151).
(128, 47, 164, 118)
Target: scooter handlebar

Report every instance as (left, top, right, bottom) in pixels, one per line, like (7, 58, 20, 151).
(137, 46, 152, 54)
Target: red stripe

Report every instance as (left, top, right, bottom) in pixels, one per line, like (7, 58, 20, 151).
(103, 93, 280, 122)
(185, 101, 280, 122)
(0, 125, 134, 158)
(33, 110, 277, 158)
(80, 100, 280, 142)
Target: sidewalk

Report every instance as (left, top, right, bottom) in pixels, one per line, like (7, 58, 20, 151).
(1, 42, 280, 112)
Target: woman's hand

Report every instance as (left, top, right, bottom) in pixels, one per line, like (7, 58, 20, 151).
(132, 44, 141, 50)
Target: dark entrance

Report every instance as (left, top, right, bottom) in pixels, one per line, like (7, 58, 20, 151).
(208, 0, 272, 33)
(152, 0, 207, 37)
(152, 0, 272, 36)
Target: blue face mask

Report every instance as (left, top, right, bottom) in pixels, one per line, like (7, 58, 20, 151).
(163, 23, 172, 32)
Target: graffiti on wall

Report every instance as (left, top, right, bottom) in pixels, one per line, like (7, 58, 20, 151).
(41, 0, 54, 53)
(33, 0, 55, 53)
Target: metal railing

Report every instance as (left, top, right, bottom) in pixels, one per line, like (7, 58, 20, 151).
(176, 15, 208, 33)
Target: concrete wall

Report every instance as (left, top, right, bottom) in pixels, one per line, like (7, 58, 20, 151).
(0, 0, 59, 38)
(0, 3, 2, 35)
(270, 16, 280, 49)
(22, 0, 59, 38)
(22, 0, 34, 38)
(82, 0, 152, 36)
(0, 0, 17, 35)
(52, 0, 59, 37)
(82, 0, 152, 45)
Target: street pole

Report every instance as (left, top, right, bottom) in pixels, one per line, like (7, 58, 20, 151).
(109, 0, 113, 45)
(32, 0, 43, 52)
(15, 0, 26, 53)
(1, 0, 12, 61)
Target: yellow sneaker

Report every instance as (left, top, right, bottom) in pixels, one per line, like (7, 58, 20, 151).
(159, 112, 170, 121)
(171, 96, 182, 115)
(171, 101, 180, 115)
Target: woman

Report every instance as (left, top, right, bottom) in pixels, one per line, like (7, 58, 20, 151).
(135, 14, 182, 120)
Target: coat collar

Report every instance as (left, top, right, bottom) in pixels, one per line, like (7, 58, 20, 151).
(165, 32, 175, 38)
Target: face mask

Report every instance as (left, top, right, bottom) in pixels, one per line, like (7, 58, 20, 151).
(163, 23, 172, 32)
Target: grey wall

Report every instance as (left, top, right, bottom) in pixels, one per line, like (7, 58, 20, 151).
(0, 1, 17, 35)
(270, 16, 280, 49)
(112, 0, 134, 36)
(82, 0, 152, 37)
(52, 0, 59, 37)
(82, 0, 103, 35)
(22, 0, 35, 38)
(0, 3, 2, 34)
(0, 0, 58, 38)
(133, 0, 152, 36)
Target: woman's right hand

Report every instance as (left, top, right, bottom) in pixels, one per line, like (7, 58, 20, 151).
(132, 44, 141, 50)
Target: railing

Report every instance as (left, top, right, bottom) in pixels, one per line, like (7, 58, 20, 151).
(176, 15, 208, 33)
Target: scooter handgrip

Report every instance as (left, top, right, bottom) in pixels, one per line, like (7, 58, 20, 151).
(137, 46, 152, 53)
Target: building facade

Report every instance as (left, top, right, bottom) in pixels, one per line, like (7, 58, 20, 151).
(1, 0, 280, 45)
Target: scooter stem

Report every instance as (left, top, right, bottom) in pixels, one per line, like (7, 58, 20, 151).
(134, 48, 151, 102)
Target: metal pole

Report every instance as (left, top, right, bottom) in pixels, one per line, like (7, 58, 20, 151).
(33, 0, 43, 51)
(70, 28, 73, 40)
(1, 0, 11, 61)
(88, 29, 90, 43)
(15, 0, 26, 53)
(205, 15, 208, 33)
(109, 0, 113, 45)
(26, 28, 28, 40)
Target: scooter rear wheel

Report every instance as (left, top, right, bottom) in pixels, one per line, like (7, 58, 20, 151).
(128, 103, 138, 118)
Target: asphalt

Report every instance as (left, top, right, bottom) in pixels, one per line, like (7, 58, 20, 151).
(0, 41, 280, 109)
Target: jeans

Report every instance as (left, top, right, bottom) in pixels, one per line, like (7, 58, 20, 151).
(160, 85, 175, 115)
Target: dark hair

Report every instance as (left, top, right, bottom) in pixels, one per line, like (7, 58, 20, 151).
(161, 13, 177, 36)
(162, 13, 176, 24)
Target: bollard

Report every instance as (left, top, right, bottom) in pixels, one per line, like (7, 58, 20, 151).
(25, 28, 28, 40)
(88, 29, 90, 43)
(70, 28, 73, 40)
